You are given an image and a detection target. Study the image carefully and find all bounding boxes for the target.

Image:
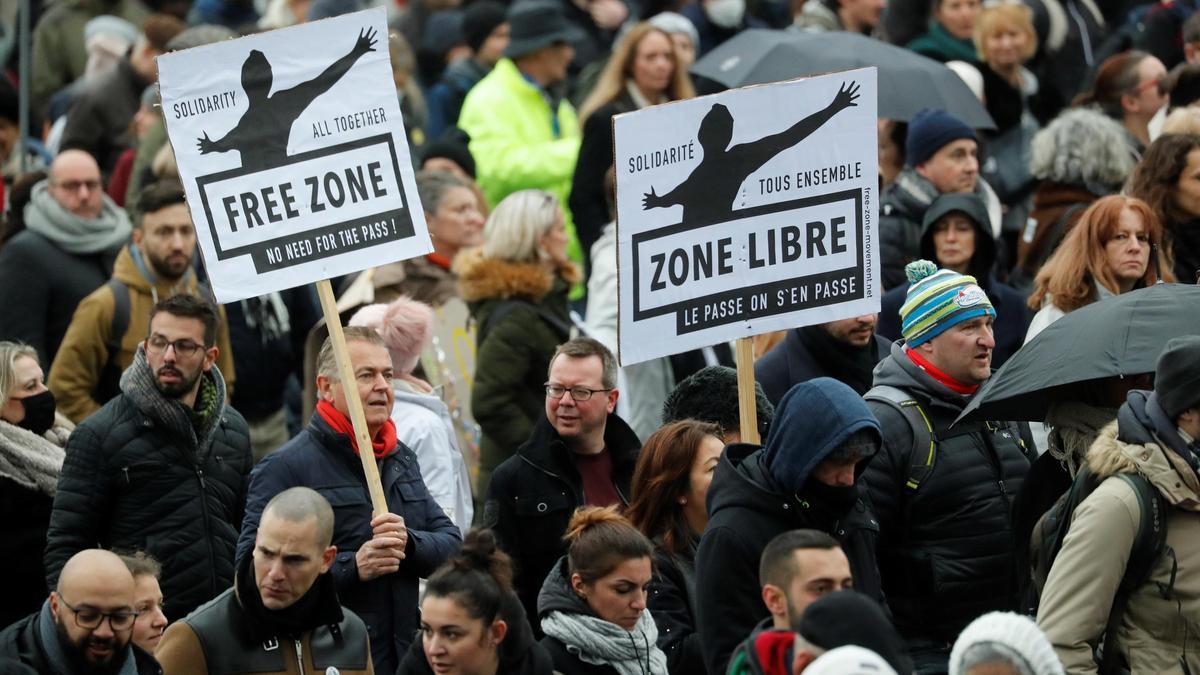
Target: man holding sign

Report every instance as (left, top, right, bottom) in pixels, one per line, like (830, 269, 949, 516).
(238, 327, 461, 674)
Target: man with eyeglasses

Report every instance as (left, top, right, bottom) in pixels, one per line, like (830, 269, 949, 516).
(48, 179, 236, 424)
(45, 293, 253, 625)
(0, 150, 131, 368)
(0, 548, 160, 674)
(482, 337, 642, 627)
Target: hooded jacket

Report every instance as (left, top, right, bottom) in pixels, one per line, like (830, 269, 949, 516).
(862, 342, 1033, 646)
(1038, 391, 1200, 674)
(397, 590, 556, 675)
(48, 245, 236, 423)
(877, 194, 1029, 368)
(879, 167, 1003, 290)
(695, 379, 884, 675)
(391, 380, 474, 533)
(44, 347, 252, 622)
(456, 247, 579, 495)
(483, 413, 641, 629)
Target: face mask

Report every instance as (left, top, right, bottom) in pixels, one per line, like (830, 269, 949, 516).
(706, 0, 745, 29)
(17, 390, 56, 436)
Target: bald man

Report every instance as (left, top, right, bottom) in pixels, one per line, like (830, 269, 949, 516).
(0, 150, 132, 365)
(156, 487, 373, 675)
(0, 549, 160, 674)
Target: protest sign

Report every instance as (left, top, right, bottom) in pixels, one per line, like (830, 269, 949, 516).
(615, 68, 880, 368)
(157, 7, 432, 304)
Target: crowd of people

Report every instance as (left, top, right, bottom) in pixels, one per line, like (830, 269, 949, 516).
(1, 0, 1200, 673)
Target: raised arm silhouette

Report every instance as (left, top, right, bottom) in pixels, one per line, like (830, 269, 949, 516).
(197, 27, 378, 170)
(642, 81, 860, 224)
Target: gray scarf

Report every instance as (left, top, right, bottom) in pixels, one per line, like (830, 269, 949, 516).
(0, 418, 67, 495)
(541, 609, 667, 675)
(118, 344, 227, 456)
(1046, 401, 1117, 476)
(36, 599, 139, 675)
(23, 181, 131, 255)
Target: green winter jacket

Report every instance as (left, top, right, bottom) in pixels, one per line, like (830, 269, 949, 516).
(458, 59, 583, 266)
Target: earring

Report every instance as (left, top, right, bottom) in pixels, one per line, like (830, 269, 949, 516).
(678, 497, 687, 505)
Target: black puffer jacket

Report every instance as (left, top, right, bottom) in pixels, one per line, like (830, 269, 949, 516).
(862, 342, 1033, 647)
(44, 362, 252, 621)
(648, 541, 704, 674)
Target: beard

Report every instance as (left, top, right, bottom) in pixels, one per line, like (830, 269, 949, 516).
(146, 249, 191, 280)
(155, 364, 203, 399)
(55, 616, 128, 675)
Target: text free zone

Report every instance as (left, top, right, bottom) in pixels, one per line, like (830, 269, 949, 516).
(219, 161, 389, 233)
(648, 216, 849, 291)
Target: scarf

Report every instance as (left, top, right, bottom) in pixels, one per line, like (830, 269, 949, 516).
(625, 79, 668, 110)
(916, 22, 978, 62)
(796, 325, 878, 395)
(540, 609, 667, 675)
(1045, 401, 1117, 476)
(23, 181, 132, 255)
(426, 252, 452, 270)
(0, 418, 67, 496)
(234, 550, 343, 643)
(36, 599, 139, 675)
(316, 399, 397, 459)
(905, 347, 979, 395)
(119, 344, 227, 456)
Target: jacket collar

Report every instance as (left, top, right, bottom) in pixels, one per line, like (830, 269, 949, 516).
(872, 341, 971, 412)
(516, 413, 641, 486)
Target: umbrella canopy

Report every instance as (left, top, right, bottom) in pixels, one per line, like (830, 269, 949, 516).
(957, 283, 1200, 423)
(691, 29, 995, 129)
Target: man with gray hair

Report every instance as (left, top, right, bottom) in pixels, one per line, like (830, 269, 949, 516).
(158, 487, 374, 675)
(237, 327, 460, 674)
(484, 336, 642, 625)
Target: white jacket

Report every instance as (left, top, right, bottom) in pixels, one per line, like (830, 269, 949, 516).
(391, 381, 473, 533)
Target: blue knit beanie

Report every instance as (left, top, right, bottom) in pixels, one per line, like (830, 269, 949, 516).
(900, 260, 995, 347)
(905, 108, 976, 167)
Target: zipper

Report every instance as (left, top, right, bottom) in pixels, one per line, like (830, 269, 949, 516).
(195, 465, 218, 595)
(980, 423, 1012, 508)
(294, 639, 305, 675)
(519, 454, 584, 504)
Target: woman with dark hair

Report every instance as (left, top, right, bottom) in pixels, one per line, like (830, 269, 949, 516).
(399, 529, 555, 675)
(1026, 195, 1173, 340)
(1127, 133, 1200, 284)
(538, 506, 667, 675)
(907, 0, 982, 63)
(1073, 50, 1168, 158)
(626, 420, 724, 674)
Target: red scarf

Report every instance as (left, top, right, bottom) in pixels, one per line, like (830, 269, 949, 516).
(427, 252, 452, 270)
(316, 399, 397, 459)
(905, 347, 980, 396)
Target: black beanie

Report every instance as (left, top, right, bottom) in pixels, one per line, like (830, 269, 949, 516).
(463, 1, 507, 53)
(905, 108, 976, 167)
(797, 591, 913, 674)
(1155, 335, 1200, 419)
(421, 129, 477, 178)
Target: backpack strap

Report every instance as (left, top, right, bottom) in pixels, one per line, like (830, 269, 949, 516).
(93, 279, 131, 402)
(865, 385, 937, 493)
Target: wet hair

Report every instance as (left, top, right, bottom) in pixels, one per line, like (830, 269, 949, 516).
(424, 529, 513, 625)
(1027, 195, 1172, 313)
(0, 341, 39, 410)
(150, 293, 219, 347)
(758, 529, 841, 590)
(316, 325, 387, 380)
(1074, 51, 1152, 119)
(549, 337, 617, 389)
(263, 487, 336, 549)
(1127, 133, 1200, 226)
(118, 551, 162, 579)
(626, 420, 723, 556)
(564, 506, 654, 584)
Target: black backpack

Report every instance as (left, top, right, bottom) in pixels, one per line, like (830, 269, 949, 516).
(1027, 465, 1171, 673)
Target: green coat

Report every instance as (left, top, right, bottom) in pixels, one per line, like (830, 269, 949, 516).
(458, 59, 583, 266)
(455, 248, 579, 498)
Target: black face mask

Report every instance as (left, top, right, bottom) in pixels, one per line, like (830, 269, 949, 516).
(17, 390, 56, 436)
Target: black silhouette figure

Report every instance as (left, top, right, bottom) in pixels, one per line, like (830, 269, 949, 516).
(197, 28, 379, 170)
(642, 81, 860, 224)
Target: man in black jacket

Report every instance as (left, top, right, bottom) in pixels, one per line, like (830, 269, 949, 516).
(863, 261, 1033, 674)
(483, 337, 641, 625)
(695, 376, 885, 675)
(0, 549, 161, 675)
(44, 294, 253, 622)
(755, 315, 890, 403)
(156, 487, 373, 675)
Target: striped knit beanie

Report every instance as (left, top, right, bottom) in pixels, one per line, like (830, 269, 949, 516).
(899, 260, 995, 347)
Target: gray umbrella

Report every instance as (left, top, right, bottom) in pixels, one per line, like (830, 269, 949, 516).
(956, 283, 1200, 424)
(690, 29, 995, 129)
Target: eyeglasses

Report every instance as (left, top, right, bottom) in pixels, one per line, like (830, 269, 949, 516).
(52, 179, 102, 193)
(58, 597, 138, 631)
(544, 383, 612, 401)
(146, 335, 205, 357)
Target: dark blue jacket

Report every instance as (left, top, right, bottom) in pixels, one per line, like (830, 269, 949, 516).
(236, 414, 461, 675)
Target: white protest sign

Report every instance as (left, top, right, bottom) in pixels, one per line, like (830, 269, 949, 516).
(157, 8, 432, 303)
(615, 68, 880, 365)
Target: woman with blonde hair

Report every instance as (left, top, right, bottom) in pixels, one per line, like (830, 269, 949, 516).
(1025, 195, 1173, 340)
(570, 23, 695, 270)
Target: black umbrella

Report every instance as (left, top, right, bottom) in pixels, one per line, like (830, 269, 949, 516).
(690, 29, 995, 129)
(957, 283, 1200, 423)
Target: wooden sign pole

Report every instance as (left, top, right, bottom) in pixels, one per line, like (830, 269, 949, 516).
(735, 337, 760, 445)
(315, 278, 389, 515)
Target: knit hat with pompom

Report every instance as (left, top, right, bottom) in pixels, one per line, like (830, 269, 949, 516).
(899, 260, 995, 347)
(347, 296, 436, 374)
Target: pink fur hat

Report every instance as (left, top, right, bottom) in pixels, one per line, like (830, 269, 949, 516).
(348, 296, 435, 374)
